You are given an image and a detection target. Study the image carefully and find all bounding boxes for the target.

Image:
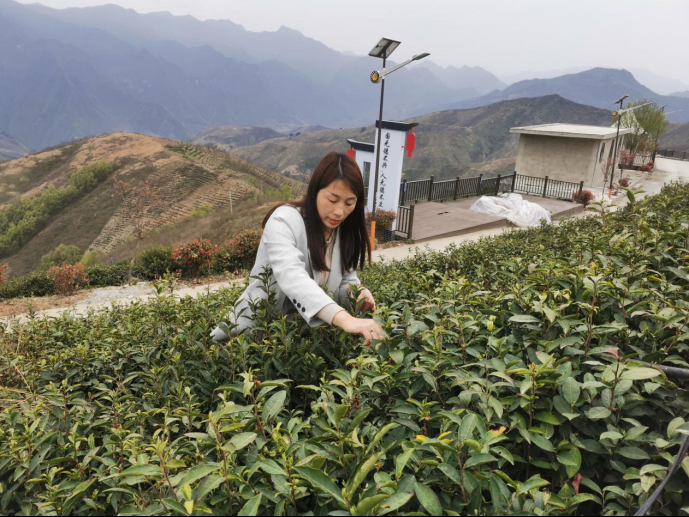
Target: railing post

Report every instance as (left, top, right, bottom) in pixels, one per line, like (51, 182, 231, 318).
(428, 176, 434, 201)
(400, 179, 407, 206)
(542, 175, 549, 198)
(477, 174, 484, 196)
(408, 203, 415, 241)
(496, 174, 501, 195)
(453, 176, 460, 200)
(511, 171, 517, 192)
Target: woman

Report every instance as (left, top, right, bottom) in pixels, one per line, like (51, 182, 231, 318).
(211, 151, 384, 345)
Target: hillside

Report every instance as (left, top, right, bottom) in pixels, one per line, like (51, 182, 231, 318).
(660, 122, 689, 152)
(0, 133, 31, 161)
(232, 95, 612, 182)
(0, 133, 303, 276)
(451, 68, 689, 123)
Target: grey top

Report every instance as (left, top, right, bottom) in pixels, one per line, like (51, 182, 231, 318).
(210, 205, 361, 341)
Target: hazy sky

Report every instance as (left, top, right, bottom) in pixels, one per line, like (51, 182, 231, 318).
(16, 0, 689, 85)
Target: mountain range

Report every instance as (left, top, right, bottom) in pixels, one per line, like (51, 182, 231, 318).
(226, 95, 613, 182)
(451, 68, 689, 123)
(0, 0, 504, 152)
(1, 0, 687, 160)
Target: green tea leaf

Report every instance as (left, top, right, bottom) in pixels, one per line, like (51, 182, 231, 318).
(238, 494, 261, 516)
(294, 467, 345, 505)
(414, 483, 442, 515)
(262, 391, 287, 422)
(620, 368, 661, 381)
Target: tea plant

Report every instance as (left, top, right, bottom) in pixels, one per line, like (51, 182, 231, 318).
(0, 184, 688, 515)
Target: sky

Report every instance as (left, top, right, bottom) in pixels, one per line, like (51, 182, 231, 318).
(15, 0, 689, 85)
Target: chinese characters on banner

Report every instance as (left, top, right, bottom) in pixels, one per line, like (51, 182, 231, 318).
(378, 132, 391, 206)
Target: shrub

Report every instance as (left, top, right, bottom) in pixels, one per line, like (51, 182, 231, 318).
(639, 160, 654, 173)
(135, 245, 178, 280)
(40, 243, 82, 269)
(0, 272, 55, 299)
(619, 177, 631, 188)
(47, 262, 89, 295)
(80, 248, 105, 268)
(619, 149, 636, 167)
(172, 238, 218, 277)
(213, 229, 262, 273)
(572, 189, 595, 206)
(366, 209, 397, 230)
(85, 262, 131, 288)
(0, 262, 8, 288)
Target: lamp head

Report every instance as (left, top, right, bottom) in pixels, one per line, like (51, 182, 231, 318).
(412, 53, 431, 61)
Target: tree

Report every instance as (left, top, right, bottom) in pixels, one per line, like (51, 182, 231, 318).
(615, 100, 670, 153)
(114, 178, 168, 284)
(40, 244, 82, 270)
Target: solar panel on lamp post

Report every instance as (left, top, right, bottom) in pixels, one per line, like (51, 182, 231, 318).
(367, 38, 429, 249)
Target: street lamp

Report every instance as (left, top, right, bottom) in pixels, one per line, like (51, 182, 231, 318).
(367, 38, 429, 249)
(609, 95, 629, 194)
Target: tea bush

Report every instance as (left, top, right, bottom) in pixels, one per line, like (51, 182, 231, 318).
(0, 184, 688, 516)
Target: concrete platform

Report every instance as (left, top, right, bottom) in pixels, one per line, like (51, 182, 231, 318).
(398, 194, 583, 243)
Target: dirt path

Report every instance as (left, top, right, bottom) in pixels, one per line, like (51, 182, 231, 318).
(5, 157, 687, 325)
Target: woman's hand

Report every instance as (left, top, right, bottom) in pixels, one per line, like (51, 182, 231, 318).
(357, 288, 376, 312)
(332, 312, 384, 346)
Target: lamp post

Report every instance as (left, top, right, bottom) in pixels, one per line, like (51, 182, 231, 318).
(367, 37, 429, 249)
(609, 94, 629, 195)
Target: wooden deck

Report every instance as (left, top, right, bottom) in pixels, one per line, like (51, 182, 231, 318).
(397, 194, 584, 242)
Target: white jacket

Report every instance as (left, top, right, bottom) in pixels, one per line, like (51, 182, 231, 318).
(210, 205, 361, 341)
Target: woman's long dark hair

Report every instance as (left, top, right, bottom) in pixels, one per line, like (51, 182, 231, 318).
(262, 151, 371, 274)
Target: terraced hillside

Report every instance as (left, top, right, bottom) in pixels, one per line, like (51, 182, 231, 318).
(0, 133, 304, 276)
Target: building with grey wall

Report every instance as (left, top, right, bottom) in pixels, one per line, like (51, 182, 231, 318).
(510, 124, 633, 188)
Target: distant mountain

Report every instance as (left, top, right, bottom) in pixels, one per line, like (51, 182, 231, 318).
(21, 2, 353, 83)
(1, 0, 499, 151)
(451, 68, 689, 123)
(232, 95, 612, 182)
(670, 91, 689, 99)
(500, 67, 590, 85)
(0, 133, 303, 276)
(191, 126, 283, 149)
(0, 133, 31, 161)
(660, 123, 689, 152)
(628, 68, 689, 96)
(417, 61, 506, 96)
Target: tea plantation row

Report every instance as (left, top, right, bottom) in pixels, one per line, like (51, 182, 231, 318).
(0, 185, 688, 515)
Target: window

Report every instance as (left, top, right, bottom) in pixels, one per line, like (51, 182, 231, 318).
(599, 142, 606, 163)
(363, 162, 371, 202)
(363, 162, 371, 186)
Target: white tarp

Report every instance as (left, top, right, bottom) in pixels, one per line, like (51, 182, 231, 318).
(470, 193, 552, 227)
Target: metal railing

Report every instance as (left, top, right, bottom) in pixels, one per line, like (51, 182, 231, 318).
(399, 172, 583, 207)
(657, 149, 689, 162)
(395, 205, 414, 240)
(512, 174, 583, 201)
